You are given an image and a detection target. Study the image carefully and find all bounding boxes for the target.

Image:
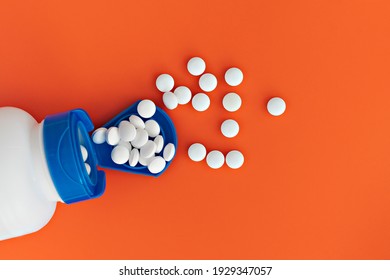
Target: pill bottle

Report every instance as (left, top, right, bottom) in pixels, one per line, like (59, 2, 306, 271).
(0, 107, 106, 241)
(0, 101, 177, 241)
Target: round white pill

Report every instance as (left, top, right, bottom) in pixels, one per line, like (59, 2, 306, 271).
(192, 93, 210, 112)
(140, 140, 157, 159)
(118, 120, 136, 142)
(221, 119, 240, 138)
(144, 120, 160, 138)
(148, 156, 166, 174)
(267, 97, 286, 116)
(118, 140, 132, 151)
(137, 99, 156, 119)
(80, 145, 88, 162)
(156, 74, 174, 92)
(174, 86, 192, 105)
(223, 92, 242, 112)
(154, 135, 164, 154)
(187, 57, 206, 76)
(199, 73, 217, 92)
(106, 127, 120, 146)
(85, 163, 91, 175)
(225, 67, 243, 86)
(139, 155, 154, 166)
(128, 148, 140, 167)
(111, 145, 130, 165)
(131, 128, 149, 148)
(226, 150, 244, 169)
(163, 143, 175, 162)
(188, 143, 207, 162)
(206, 150, 225, 169)
(163, 91, 179, 110)
(92, 127, 107, 144)
(129, 115, 145, 129)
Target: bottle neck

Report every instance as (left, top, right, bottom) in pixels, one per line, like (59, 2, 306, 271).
(30, 121, 64, 203)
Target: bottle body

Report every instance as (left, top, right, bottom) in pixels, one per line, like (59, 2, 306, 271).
(0, 107, 60, 240)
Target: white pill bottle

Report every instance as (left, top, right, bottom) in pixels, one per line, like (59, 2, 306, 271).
(0, 107, 106, 241)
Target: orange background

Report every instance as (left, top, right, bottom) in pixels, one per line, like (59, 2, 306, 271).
(1, 0, 390, 259)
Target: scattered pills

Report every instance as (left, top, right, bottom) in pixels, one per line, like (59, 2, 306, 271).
(174, 86, 192, 105)
(111, 145, 130, 165)
(92, 127, 107, 144)
(84, 163, 91, 175)
(140, 140, 157, 159)
(163, 92, 179, 110)
(148, 156, 166, 174)
(137, 99, 156, 119)
(199, 73, 217, 92)
(145, 120, 160, 138)
(129, 115, 145, 129)
(206, 150, 225, 169)
(188, 143, 207, 162)
(118, 120, 136, 142)
(156, 74, 174, 92)
(163, 143, 175, 162)
(106, 127, 121, 146)
(225, 67, 243, 86)
(154, 135, 164, 154)
(226, 150, 244, 169)
(131, 128, 149, 148)
(187, 57, 206, 76)
(128, 148, 140, 167)
(223, 92, 242, 112)
(267, 97, 286, 116)
(192, 93, 210, 112)
(221, 119, 240, 138)
(80, 145, 88, 162)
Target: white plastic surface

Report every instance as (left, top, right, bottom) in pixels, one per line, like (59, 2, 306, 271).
(187, 57, 206, 76)
(221, 119, 240, 138)
(156, 74, 174, 92)
(199, 73, 218, 92)
(226, 150, 244, 169)
(267, 97, 286, 116)
(174, 86, 192, 105)
(188, 143, 207, 162)
(0, 108, 61, 241)
(206, 150, 225, 169)
(225, 67, 243, 86)
(223, 93, 242, 112)
(192, 93, 210, 112)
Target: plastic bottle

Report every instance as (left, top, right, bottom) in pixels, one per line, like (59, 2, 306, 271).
(0, 107, 105, 241)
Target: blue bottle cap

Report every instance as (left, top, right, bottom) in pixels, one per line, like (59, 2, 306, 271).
(92, 100, 178, 177)
(43, 109, 106, 204)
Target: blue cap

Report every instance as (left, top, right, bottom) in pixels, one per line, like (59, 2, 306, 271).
(43, 109, 106, 204)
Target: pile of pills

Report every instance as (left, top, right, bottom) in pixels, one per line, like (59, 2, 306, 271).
(92, 99, 176, 174)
